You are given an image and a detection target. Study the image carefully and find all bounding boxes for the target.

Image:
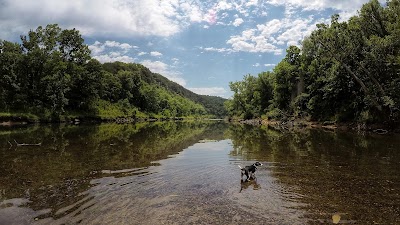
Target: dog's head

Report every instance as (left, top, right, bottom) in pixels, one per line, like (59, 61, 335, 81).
(254, 162, 263, 167)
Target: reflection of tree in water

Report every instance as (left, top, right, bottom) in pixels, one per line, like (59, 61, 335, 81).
(0, 121, 228, 219)
(227, 124, 400, 224)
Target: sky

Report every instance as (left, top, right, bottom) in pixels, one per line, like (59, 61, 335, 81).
(0, 0, 381, 98)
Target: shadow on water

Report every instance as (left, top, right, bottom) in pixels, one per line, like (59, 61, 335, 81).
(0, 122, 399, 224)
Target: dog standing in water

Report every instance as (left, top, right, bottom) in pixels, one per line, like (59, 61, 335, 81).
(238, 162, 263, 182)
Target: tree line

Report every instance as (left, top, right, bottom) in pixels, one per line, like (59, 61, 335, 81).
(0, 24, 226, 121)
(225, 0, 400, 124)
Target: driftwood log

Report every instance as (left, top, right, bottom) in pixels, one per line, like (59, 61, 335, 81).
(13, 139, 42, 146)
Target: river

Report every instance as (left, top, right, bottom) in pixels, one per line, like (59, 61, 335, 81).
(0, 121, 399, 224)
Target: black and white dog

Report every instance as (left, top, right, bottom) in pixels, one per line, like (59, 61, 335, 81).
(238, 162, 263, 181)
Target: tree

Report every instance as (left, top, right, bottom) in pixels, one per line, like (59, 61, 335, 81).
(58, 28, 90, 64)
(272, 60, 296, 112)
(67, 59, 104, 111)
(359, 0, 388, 37)
(258, 71, 274, 113)
(227, 75, 261, 119)
(18, 24, 91, 116)
(0, 40, 23, 109)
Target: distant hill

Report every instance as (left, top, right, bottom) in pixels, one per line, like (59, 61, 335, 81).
(102, 62, 227, 117)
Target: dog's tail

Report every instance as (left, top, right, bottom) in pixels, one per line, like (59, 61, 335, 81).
(238, 165, 243, 169)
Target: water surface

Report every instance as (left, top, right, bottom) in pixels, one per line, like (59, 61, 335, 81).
(0, 122, 399, 224)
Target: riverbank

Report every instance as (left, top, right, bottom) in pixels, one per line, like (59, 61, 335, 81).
(0, 112, 213, 126)
(231, 118, 400, 134)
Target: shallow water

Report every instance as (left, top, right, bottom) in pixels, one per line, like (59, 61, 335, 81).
(0, 122, 399, 224)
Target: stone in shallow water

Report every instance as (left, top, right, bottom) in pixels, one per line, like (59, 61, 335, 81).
(332, 214, 340, 224)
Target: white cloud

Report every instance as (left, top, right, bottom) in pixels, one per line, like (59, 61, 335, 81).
(233, 2, 248, 15)
(138, 52, 147, 56)
(140, 60, 186, 86)
(179, 2, 203, 23)
(205, 9, 217, 25)
(0, 0, 378, 40)
(216, 1, 233, 11)
(257, 19, 282, 38)
(275, 18, 314, 46)
(203, 47, 231, 53)
(266, 0, 375, 11)
(187, 87, 227, 97)
(140, 60, 166, 73)
(89, 40, 137, 55)
(89, 41, 106, 55)
(225, 15, 324, 53)
(253, 63, 260, 67)
(232, 18, 244, 27)
(89, 40, 139, 63)
(264, 63, 276, 67)
(226, 32, 282, 54)
(264, 0, 386, 21)
(104, 40, 137, 50)
(171, 58, 179, 65)
(246, 0, 258, 7)
(93, 53, 135, 64)
(0, 0, 216, 39)
(150, 51, 163, 57)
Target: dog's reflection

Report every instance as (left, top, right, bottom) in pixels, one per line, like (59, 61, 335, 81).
(239, 177, 261, 193)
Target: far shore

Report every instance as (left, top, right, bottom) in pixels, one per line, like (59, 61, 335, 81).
(0, 113, 224, 126)
(230, 118, 400, 134)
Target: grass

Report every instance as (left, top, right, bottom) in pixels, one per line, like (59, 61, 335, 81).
(0, 112, 40, 123)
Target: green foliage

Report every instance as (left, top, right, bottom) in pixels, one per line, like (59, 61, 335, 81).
(8, 24, 92, 116)
(100, 62, 208, 117)
(273, 60, 296, 112)
(292, 93, 310, 118)
(0, 112, 39, 123)
(92, 99, 140, 119)
(102, 62, 227, 117)
(225, 73, 274, 119)
(0, 40, 23, 109)
(227, 0, 400, 123)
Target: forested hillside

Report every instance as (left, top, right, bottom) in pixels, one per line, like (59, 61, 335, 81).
(225, 0, 400, 124)
(102, 62, 227, 117)
(0, 25, 226, 121)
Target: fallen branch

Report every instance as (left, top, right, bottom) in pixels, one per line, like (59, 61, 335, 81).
(13, 139, 42, 146)
(373, 129, 388, 135)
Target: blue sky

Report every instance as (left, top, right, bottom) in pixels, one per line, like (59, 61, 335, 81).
(0, 0, 380, 98)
